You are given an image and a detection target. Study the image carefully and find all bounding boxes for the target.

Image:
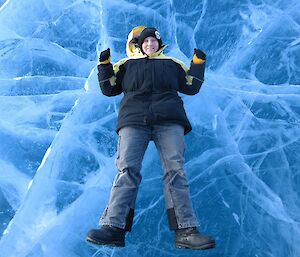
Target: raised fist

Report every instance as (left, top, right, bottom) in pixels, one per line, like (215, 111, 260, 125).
(99, 48, 111, 63)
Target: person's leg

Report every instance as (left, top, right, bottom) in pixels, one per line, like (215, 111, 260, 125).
(100, 126, 151, 230)
(86, 126, 151, 246)
(152, 123, 198, 229)
(152, 123, 215, 250)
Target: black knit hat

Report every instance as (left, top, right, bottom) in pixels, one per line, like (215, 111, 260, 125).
(138, 27, 163, 53)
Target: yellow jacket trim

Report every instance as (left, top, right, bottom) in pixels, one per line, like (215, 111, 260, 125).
(192, 55, 205, 64)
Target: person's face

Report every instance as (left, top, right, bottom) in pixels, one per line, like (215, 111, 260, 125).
(142, 36, 159, 55)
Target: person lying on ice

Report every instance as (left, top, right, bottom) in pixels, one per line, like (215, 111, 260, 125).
(86, 26, 216, 250)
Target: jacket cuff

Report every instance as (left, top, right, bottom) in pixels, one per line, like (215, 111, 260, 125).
(188, 62, 205, 81)
(97, 63, 114, 81)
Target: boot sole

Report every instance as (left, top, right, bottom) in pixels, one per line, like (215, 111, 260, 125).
(176, 241, 216, 250)
(86, 236, 125, 247)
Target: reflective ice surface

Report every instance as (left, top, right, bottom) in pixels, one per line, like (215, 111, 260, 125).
(0, 0, 300, 256)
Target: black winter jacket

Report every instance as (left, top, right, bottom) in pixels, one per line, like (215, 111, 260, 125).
(98, 50, 205, 135)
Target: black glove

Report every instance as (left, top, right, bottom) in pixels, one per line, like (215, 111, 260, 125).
(99, 48, 111, 63)
(194, 48, 206, 60)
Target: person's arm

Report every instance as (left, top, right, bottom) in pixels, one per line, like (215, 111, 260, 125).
(178, 49, 206, 95)
(97, 48, 123, 96)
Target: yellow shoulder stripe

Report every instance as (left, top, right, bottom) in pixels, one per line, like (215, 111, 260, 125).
(113, 58, 129, 74)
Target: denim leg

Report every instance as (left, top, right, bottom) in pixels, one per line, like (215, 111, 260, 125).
(152, 124, 198, 229)
(100, 126, 151, 230)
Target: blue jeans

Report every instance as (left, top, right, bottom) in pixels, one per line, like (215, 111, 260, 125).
(100, 124, 198, 230)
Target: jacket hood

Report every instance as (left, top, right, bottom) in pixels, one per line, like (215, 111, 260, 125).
(126, 25, 146, 57)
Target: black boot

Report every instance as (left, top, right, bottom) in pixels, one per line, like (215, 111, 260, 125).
(86, 225, 126, 247)
(175, 227, 215, 250)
